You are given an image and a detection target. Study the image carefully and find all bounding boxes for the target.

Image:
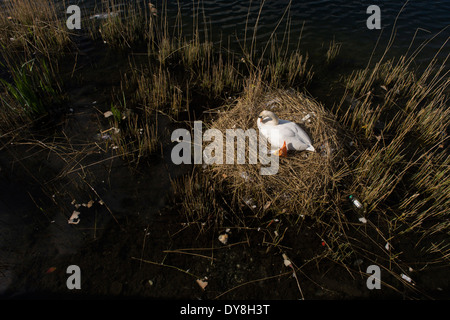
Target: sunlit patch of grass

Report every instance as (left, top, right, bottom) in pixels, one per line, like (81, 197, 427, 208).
(0, 0, 71, 56)
(334, 41, 450, 271)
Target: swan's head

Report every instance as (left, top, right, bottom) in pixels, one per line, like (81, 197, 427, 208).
(258, 110, 279, 126)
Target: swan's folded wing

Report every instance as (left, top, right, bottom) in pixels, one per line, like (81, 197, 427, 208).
(291, 123, 313, 145)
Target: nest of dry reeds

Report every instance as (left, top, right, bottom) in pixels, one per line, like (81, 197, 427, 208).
(202, 83, 347, 222)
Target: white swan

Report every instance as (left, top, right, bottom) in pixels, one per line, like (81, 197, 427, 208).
(257, 110, 315, 156)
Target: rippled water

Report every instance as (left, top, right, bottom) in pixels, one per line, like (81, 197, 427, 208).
(2, 0, 448, 64)
(80, 0, 448, 64)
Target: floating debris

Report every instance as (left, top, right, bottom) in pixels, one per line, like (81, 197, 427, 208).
(401, 273, 414, 284)
(358, 217, 367, 224)
(90, 12, 119, 20)
(104, 111, 113, 118)
(86, 200, 94, 208)
(282, 253, 292, 267)
(196, 278, 208, 290)
(218, 233, 228, 245)
(349, 195, 367, 215)
(46, 267, 57, 274)
(68, 211, 81, 224)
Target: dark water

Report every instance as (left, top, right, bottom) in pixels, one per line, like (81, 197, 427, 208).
(69, 0, 450, 65)
(1, 0, 448, 64)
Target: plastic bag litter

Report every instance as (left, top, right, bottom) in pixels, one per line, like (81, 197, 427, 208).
(68, 211, 80, 224)
(90, 12, 119, 20)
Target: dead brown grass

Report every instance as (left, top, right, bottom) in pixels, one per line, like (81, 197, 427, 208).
(195, 78, 347, 223)
(0, 0, 71, 56)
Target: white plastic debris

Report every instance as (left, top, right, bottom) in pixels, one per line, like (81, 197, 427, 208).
(401, 273, 413, 284)
(218, 234, 228, 244)
(104, 111, 113, 118)
(89, 12, 119, 20)
(358, 217, 367, 224)
(196, 278, 208, 290)
(301, 114, 311, 122)
(282, 253, 292, 267)
(86, 200, 94, 208)
(68, 211, 81, 224)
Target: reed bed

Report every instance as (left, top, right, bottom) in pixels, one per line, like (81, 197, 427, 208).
(0, 57, 65, 118)
(336, 45, 450, 266)
(88, 0, 150, 48)
(0, 0, 71, 56)
(106, 101, 160, 166)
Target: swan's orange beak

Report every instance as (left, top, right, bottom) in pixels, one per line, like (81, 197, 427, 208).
(277, 141, 287, 157)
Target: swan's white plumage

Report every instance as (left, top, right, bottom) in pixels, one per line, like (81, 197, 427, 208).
(257, 110, 315, 152)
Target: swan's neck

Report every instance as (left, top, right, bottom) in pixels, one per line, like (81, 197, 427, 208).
(268, 117, 279, 126)
(264, 114, 279, 126)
